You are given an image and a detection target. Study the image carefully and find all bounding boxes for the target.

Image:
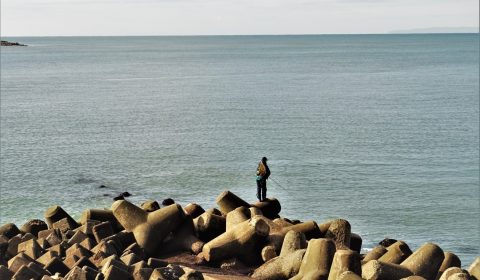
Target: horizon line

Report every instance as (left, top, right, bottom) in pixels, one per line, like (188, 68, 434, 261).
(2, 31, 479, 38)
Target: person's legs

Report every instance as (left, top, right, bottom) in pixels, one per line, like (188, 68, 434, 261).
(256, 180, 262, 201)
(261, 180, 267, 201)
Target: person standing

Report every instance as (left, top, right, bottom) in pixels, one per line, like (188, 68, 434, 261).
(256, 157, 270, 202)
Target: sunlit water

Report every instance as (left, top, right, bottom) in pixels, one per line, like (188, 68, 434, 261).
(1, 34, 478, 266)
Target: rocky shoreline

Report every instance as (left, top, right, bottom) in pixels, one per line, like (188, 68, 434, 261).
(0, 190, 479, 280)
(1, 40, 27, 46)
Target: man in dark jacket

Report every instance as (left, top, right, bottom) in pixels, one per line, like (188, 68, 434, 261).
(256, 157, 270, 202)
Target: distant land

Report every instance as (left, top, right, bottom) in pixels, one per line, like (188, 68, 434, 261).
(390, 26, 479, 34)
(1, 40, 27, 46)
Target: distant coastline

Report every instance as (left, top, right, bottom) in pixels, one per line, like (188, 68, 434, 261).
(1, 40, 27, 46)
(390, 26, 479, 34)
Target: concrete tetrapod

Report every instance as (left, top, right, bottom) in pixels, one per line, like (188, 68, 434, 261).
(251, 198, 282, 219)
(215, 191, 250, 215)
(20, 220, 48, 237)
(325, 219, 351, 250)
(251, 249, 306, 280)
(378, 240, 412, 264)
(338, 271, 363, 280)
(349, 233, 362, 253)
(290, 238, 336, 280)
(327, 249, 361, 280)
(111, 200, 186, 256)
(439, 267, 469, 280)
(362, 260, 413, 280)
(261, 245, 278, 262)
(159, 218, 204, 255)
(468, 257, 480, 280)
(280, 221, 322, 240)
(400, 242, 444, 280)
(226, 206, 250, 231)
(279, 230, 307, 257)
(362, 245, 388, 264)
(184, 203, 205, 219)
(0, 223, 21, 239)
(195, 212, 226, 242)
(201, 215, 270, 265)
(249, 207, 263, 217)
(44, 206, 78, 229)
(436, 252, 461, 280)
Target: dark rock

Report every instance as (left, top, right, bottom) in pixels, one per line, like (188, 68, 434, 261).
(1, 40, 27, 46)
(20, 219, 48, 237)
(379, 238, 397, 247)
(162, 198, 175, 206)
(0, 223, 21, 239)
(140, 200, 160, 212)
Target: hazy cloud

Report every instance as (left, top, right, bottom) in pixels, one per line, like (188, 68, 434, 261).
(1, 0, 478, 36)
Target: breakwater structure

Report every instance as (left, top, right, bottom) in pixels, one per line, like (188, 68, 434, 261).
(0, 190, 479, 280)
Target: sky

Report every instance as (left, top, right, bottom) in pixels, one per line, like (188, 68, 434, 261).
(1, 0, 479, 36)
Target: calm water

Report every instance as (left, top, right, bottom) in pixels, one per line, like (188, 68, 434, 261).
(1, 34, 479, 266)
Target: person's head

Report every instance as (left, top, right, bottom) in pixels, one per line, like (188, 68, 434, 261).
(262, 157, 268, 163)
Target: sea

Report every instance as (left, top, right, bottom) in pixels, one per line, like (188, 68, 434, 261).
(1, 34, 479, 266)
